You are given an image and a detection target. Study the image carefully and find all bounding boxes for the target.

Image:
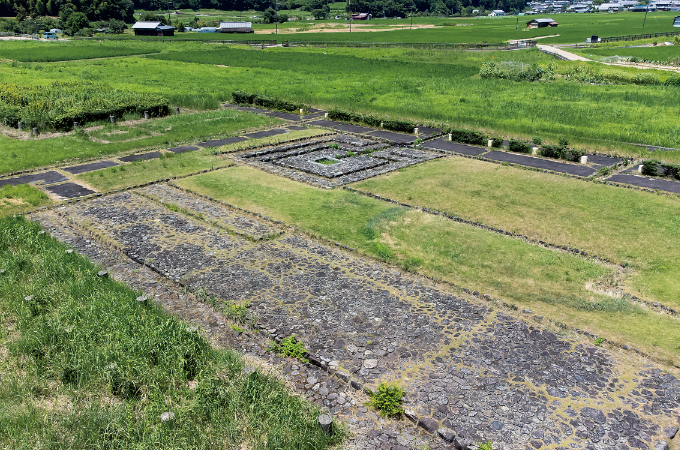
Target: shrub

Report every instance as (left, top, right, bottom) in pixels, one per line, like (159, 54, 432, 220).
(328, 109, 415, 133)
(559, 138, 570, 148)
(232, 90, 257, 104)
(367, 383, 404, 418)
(449, 128, 487, 146)
(478, 442, 493, 450)
(508, 139, 531, 154)
(594, 337, 604, 347)
(532, 136, 542, 146)
(660, 162, 680, 179)
(267, 335, 309, 363)
(665, 76, 680, 86)
(540, 144, 563, 159)
(641, 159, 662, 176)
(370, 242, 393, 260)
(563, 148, 586, 163)
(491, 137, 503, 148)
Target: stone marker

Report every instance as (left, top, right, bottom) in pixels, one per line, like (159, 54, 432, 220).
(448, 133, 452, 141)
(17, 121, 22, 131)
(109, 116, 115, 125)
(414, 127, 419, 134)
(639, 164, 643, 173)
(73, 121, 79, 128)
(175, 107, 180, 114)
(580, 155, 588, 164)
(318, 414, 333, 434)
(299, 108, 304, 114)
(32, 127, 39, 136)
(532, 146, 539, 155)
(144, 111, 149, 119)
(160, 411, 175, 422)
(324, 112, 328, 118)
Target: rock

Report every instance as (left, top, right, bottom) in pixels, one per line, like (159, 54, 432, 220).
(0, 269, 5, 274)
(24, 295, 34, 302)
(491, 420, 503, 430)
(417, 417, 438, 433)
(336, 370, 350, 382)
(363, 359, 378, 369)
(186, 326, 197, 333)
(664, 427, 679, 439)
(522, 309, 533, 314)
(347, 344, 358, 353)
(65, 249, 73, 254)
(97, 270, 108, 278)
(454, 436, 473, 450)
(404, 408, 417, 423)
(160, 412, 175, 422)
(318, 414, 333, 434)
(437, 427, 456, 443)
(654, 441, 669, 450)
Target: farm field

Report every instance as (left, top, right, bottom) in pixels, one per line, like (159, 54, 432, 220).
(176, 165, 680, 362)
(1, 41, 679, 154)
(108, 12, 680, 44)
(0, 217, 344, 449)
(0, 109, 281, 174)
(573, 43, 680, 63)
(0, 40, 165, 62)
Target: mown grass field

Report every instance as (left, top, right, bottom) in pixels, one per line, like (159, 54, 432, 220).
(2, 42, 679, 155)
(354, 157, 680, 308)
(0, 109, 281, 174)
(0, 184, 50, 217)
(0, 217, 344, 449)
(176, 165, 680, 363)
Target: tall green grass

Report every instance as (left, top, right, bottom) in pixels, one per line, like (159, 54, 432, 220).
(0, 216, 344, 449)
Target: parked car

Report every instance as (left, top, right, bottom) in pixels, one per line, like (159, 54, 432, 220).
(43, 31, 58, 40)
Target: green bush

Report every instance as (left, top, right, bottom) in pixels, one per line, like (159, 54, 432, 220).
(540, 144, 563, 159)
(478, 442, 493, 450)
(328, 109, 415, 133)
(641, 159, 662, 176)
(231, 90, 257, 104)
(267, 335, 309, 363)
(491, 137, 503, 148)
(449, 128, 487, 146)
(508, 139, 531, 154)
(664, 76, 680, 86)
(367, 383, 404, 418)
(369, 242, 393, 260)
(563, 148, 586, 162)
(660, 162, 680, 179)
(532, 136, 542, 146)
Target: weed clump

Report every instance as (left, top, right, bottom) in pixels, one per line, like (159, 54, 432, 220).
(367, 383, 404, 418)
(268, 334, 309, 363)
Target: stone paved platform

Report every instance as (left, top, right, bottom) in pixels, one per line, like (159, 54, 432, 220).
(31, 187, 680, 450)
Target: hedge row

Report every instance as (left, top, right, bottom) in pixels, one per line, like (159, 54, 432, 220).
(448, 128, 487, 146)
(327, 109, 416, 133)
(508, 139, 532, 154)
(232, 91, 304, 112)
(642, 159, 680, 179)
(540, 144, 585, 163)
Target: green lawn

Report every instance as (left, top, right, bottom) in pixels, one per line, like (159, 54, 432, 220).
(173, 166, 680, 362)
(0, 109, 281, 175)
(76, 128, 326, 191)
(0, 216, 344, 449)
(573, 44, 680, 63)
(354, 156, 680, 309)
(0, 184, 51, 218)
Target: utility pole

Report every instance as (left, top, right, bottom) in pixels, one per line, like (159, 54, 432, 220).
(642, 1, 649, 27)
(410, 4, 414, 29)
(349, 0, 352, 32)
(275, 1, 280, 34)
(516, 14, 518, 31)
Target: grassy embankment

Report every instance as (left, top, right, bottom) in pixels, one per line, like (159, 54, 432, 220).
(175, 165, 680, 363)
(3, 42, 679, 155)
(0, 40, 166, 62)
(0, 217, 344, 448)
(0, 184, 50, 217)
(572, 44, 680, 63)
(0, 109, 281, 175)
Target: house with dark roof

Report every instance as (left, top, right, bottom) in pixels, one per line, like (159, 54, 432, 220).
(131, 21, 175, 36)
(526, 18, 558, 28)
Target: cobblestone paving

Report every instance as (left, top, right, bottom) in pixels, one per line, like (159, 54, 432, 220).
(30, 187, 680, 450)
(234, 135, 442, 188)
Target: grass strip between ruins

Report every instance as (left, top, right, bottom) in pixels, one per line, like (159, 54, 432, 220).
(0, 109, 282, 175)
(354, 157, 680, 310)
(76, 128, 327, 192)
(0, 184, 50, 218)
(0, 216, 345, 449)
(175, 165, 680, 363)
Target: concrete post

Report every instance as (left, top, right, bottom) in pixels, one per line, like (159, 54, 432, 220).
(318, 414, 333, 435)
(144, 111, 149, 119)
(175, 107, 180, 114)
(487, 139, 493, 148)
(414, 127, 419, 134)
(17, 121, 21, 131)
(580, 155, 588, 164)
(73, 121, 79, 128)
(299, 108, 304, 114)
(32, 127, 38, 136)
(638, 165, 643, 173)
(448, 133, 452, 141)
(324, 112, 328, 119)
(532, 146, 539, 155)
(110, 116, 115, 125)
